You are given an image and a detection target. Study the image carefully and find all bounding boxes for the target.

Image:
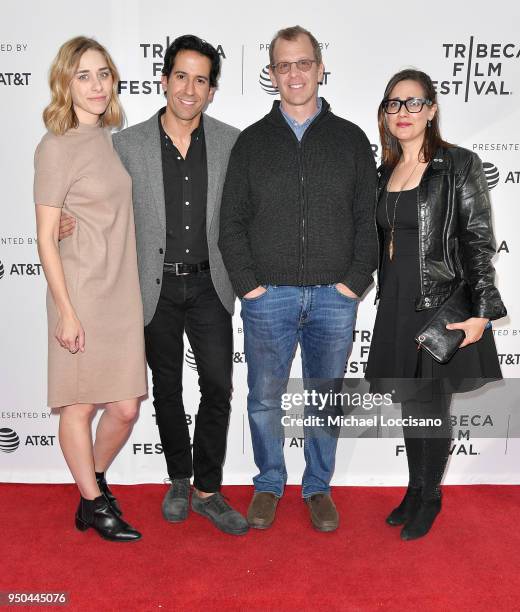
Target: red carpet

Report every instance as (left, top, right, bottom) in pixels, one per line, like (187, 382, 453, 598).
(1, 484, 519, 611)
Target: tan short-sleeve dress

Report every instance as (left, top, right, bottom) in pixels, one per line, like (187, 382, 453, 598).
(34, 123, 147, 408)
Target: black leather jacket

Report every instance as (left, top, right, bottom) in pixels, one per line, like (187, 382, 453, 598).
(376, 146, 506, 320)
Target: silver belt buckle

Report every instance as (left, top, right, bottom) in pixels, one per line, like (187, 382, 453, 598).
(175, 262, 190, 276)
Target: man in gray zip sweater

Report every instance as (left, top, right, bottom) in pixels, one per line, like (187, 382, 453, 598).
(219, 25, 377, 532)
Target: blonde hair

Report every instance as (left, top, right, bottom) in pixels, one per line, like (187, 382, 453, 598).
(43, 36, 124, 135)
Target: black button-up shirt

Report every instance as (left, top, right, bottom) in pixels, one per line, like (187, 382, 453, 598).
(159, 108, 208, 264)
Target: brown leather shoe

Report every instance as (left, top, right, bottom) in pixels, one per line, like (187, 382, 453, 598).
(305, 493, 339, 532)
(247, 492, 279, 529)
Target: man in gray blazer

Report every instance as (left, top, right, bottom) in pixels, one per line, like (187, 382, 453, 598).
(60, 35, 247, 536)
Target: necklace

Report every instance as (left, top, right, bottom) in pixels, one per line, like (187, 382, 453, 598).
(384, 160, 421, 261)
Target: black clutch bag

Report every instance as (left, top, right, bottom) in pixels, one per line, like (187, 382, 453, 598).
(414, 283, 472, 364)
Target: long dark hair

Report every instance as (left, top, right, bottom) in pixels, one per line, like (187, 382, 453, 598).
(378, 68, 452, 168)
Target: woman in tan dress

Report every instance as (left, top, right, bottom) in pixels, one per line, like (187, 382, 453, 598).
(34, 37, 146, 542)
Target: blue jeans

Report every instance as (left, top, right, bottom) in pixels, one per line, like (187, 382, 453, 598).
(241, 284, 358, 498)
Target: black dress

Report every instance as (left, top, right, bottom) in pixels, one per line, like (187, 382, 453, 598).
(365, 186, 502, 397)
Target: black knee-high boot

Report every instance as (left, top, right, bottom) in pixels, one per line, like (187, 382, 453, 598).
(385, 408, 424, 526)
(400, 393, 452, 540)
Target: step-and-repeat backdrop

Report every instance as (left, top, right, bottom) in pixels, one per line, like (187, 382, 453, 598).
(1, 0, 519, 485)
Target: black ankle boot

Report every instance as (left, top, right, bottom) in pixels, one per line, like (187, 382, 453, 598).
(400, 498, 442, 541)
(95, 472, 122, 516)
(75, 496, 141, 542)
(386, 486, 422, 526)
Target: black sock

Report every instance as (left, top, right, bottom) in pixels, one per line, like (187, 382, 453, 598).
(79, 496, 95, 522)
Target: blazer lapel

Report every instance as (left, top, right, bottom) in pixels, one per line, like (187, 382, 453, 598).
(141, 113, 166, 230)
(203, 115, 222, 233)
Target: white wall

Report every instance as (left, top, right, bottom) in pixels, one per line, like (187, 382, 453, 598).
(1, 0, 519, 484)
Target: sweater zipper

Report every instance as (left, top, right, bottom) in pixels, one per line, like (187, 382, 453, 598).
(293, 114, 325, 284)
(298, 140, 305, 283)
(278, 105, 328, 285)
(285, 127, 308, 285)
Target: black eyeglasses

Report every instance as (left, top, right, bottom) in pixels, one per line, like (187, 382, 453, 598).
(382, 97, 433, 114)
(270, 59, 317, 74)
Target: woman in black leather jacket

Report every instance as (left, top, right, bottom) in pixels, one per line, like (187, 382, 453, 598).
(366, 69, 506, 540)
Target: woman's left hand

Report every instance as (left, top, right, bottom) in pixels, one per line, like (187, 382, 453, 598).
(446, 317, 489, 348)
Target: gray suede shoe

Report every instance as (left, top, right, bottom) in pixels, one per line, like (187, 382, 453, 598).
(162, 478, 191, 522)
(191, 492, 249, 535)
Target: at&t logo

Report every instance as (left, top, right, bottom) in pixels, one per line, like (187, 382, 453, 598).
(0, 429, 55, 452)
(0, 262, 43, 278)
(481, 162, 520, 189)
(0, 428, 20, 453)
(0, 72, 31, 86)
(483, 163, 500, 190)
(258, 65, 331, 95)
(259, 65, 278, 95)
(185, 347, 198, 371)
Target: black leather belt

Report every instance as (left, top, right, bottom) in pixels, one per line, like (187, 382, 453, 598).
(163, 260, 210, 275)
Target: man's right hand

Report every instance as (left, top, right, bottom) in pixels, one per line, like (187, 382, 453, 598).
(243, 286, 267, 299)
(58, 212, 76, 241)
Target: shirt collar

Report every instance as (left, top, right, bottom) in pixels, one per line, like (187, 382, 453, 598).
(279, 96, 323, 128)
(158, 107, 204, 142)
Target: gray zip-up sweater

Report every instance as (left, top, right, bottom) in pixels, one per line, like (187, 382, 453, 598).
(219, 99, 378, 297)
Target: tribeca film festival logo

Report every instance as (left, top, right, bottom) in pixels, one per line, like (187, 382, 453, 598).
(344, 330, 372, 375)
(396, 414, 496, 458)
(0, 259, 43, 279)
(436, 38, 518, 101)
(0, 428, 55, 453)
(118, 37, 226, 95)
(258, 41, 331, 95)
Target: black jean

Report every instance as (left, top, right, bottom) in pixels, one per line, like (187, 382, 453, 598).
(144, 270, 232, 492)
